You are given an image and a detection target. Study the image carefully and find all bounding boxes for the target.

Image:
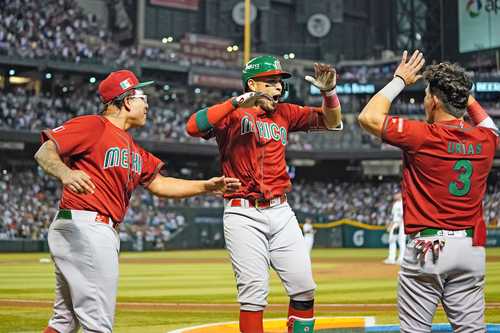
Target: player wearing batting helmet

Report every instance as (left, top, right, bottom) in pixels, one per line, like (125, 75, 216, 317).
(358, 50, 498, 332)
(35, 70, 240, 333)
(186, 55, 343, 333)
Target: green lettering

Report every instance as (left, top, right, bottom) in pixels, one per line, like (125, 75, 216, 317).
(280, 127, 287, 146)
(467, 144, 474, 155)
(121, 149, 128, 168)
(447, 142, 454, 153)
(476, 144, 482, 154)
(103, 147, 120, 169)
(263, 122, 271, 139)
(270, 123, 280, 141)
(448, 159, 473, 197)
(257, 122, 266, 138)
(241, 116, 253, 134)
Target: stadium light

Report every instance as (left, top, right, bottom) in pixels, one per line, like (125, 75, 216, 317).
(289, 53, 295, 59)
(8, 69, 15, 76)
(62, 87, 68, 93)
(163, 84, 170, 91)
(162, 36, 174, 44)
(232, 45, 239, 51)
(194, 88, 201, 94)
(227, 46, 233, 52)
(45, 73, 52, 79)
(284, 54, 289, 60)
(410, 98, 415, 104)
(415, 32, 422, 41)
(89, 77, 96, 84)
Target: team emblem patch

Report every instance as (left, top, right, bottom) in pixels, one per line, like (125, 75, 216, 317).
(120, 79, 132, 89)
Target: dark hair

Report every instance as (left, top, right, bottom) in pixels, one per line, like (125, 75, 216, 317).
(102, 91, 132, 112)
(422, 62, 473, 118)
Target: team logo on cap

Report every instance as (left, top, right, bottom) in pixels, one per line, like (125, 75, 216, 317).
(120, 79, 132, 89)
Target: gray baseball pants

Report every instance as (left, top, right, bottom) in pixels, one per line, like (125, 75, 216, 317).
(47, 210, 120, 333)
(398, 234, 485, 333)
(223, 201, 316, 311)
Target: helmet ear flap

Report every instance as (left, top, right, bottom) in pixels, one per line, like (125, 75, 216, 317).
(279, 80, 289, 101)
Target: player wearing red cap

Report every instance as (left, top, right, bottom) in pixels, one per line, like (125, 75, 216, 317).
(186, 55, 342, 333)
(36, 70, 241, 333)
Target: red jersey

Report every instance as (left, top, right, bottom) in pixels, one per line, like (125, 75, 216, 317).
(41, 115, 164, 223)
(383, 116, 498, 246)
(210, 103, 331, 200)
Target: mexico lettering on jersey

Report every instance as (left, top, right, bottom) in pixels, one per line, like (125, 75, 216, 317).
(210, 103, 331, 200)
(382, 116, 498, 246)
(41, 115, 164, 223)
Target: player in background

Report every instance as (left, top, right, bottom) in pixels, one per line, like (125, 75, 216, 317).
(303, 217, 315, 254)
(186, 55, 342, 333)
(36, 70, 241, 333)
(358, 50, 498, 332)
(384, 191, 405, 265)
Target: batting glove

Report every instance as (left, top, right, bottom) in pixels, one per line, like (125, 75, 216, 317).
(305, 63, 337, 92)
(232, 92, 272, 109)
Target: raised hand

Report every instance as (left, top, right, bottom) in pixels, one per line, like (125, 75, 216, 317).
(61, 169, 95, 194)
(305, 63, 337, 92)
(394, 50, 426, 86)
(205, 176, 241, 196)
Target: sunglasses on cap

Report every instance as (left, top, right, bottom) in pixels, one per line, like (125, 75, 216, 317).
(128, 89, 148, 103)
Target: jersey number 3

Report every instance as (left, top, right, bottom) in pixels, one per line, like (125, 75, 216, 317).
(448, 159, 473, 197)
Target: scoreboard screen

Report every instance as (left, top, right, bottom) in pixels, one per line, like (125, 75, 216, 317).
(458, 0, 500, 53)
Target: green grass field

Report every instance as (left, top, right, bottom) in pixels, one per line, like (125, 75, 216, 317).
(1, 248, 499, 332)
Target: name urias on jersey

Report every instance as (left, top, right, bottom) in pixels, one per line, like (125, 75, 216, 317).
(240, 115, 287, 145)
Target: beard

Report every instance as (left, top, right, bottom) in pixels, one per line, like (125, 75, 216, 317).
(255, 96, 277, 114)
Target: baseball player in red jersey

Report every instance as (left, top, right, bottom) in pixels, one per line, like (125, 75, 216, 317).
(186, 55, 342, 333)
(35, 70, 241, 333)
(358, 50, 498, 332)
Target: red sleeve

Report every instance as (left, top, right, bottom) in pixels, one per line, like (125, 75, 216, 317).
(138, 147, 165, 187)
(382, 115, 428, 151)
(286, 104, 328, 132)
(40, 115, 104, 157)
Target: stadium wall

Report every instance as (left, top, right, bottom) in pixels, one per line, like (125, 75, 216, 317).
(2, 222, 499, 252)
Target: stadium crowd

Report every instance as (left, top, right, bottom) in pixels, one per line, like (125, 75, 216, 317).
(1, 167, 499, 241)
(0, 85, 380, 150)
(6, 85, 500, 152)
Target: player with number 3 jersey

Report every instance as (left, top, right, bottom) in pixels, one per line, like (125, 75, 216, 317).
(358, 50, 498, 332)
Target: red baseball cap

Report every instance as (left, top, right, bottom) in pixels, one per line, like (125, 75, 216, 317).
(98, 70, 154, 103)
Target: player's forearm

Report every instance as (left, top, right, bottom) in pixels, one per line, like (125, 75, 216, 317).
(34, 141, 72, 182)
(358, 77, 405, 138)
(467, 96, 499, 132)
(147, 176, 210, 198)
(186, 99, 236, 136)
(321, 90, 342, 129)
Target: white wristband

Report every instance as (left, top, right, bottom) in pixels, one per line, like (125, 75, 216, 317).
(379, 77, 405, 102)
